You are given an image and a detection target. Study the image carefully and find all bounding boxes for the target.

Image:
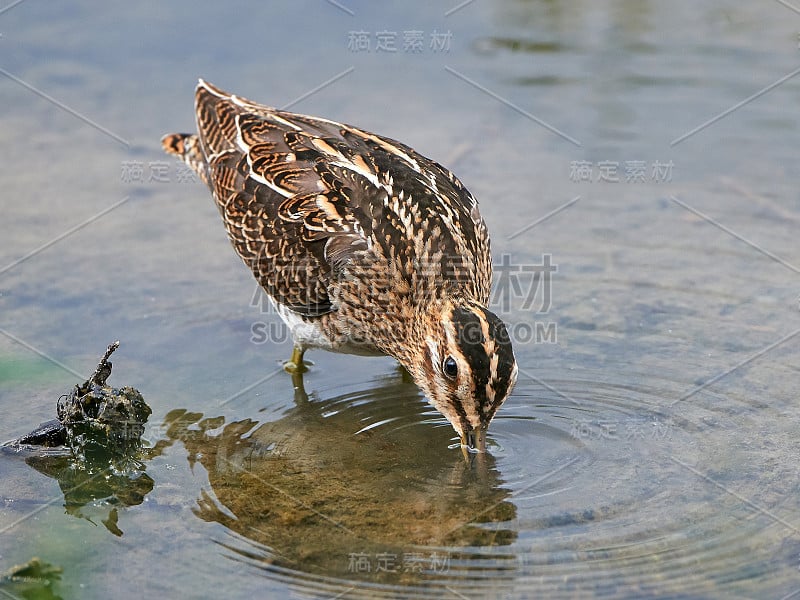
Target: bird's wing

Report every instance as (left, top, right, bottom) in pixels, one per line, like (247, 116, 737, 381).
(174, 79, 491, 315)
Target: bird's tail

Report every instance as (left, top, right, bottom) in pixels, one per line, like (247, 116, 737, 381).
(161, 132, 208, 185)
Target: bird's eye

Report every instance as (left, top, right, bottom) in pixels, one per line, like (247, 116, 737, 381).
(442, 356, 458, 379)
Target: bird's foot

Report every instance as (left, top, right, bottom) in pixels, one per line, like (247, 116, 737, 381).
(283, 360, 309, 374)
(283, 347, 310, 374)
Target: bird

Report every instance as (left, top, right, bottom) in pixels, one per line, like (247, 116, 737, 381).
(162, 80, 518, 452)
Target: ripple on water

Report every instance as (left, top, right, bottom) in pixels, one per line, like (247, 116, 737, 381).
(163, 368, 797, 598)
(475, 371, 797, 598)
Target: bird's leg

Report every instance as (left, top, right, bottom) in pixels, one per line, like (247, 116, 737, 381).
(291, 370, 309, 403)
(284, 345, 308, 374)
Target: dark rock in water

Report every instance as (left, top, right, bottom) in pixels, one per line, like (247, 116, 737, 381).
(14, 419, 67, 447)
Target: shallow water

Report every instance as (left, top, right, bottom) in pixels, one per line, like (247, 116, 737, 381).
(1, 1, 799, 598)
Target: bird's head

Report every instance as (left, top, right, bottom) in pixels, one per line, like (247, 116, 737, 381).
(405, 298, 518, 452)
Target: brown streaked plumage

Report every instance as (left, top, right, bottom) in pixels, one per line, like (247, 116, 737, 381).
(162, 79, 517, 451)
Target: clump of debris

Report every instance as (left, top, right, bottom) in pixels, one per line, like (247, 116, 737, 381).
(3, 342, 154, 535)
(6, 341, 151, 462)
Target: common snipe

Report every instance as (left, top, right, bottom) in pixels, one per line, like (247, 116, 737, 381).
(163, 80, 517, 451)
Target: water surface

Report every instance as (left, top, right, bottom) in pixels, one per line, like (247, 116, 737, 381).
(1, 1, 799, 598)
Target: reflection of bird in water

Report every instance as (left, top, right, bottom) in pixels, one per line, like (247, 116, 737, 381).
(157, 375, 517, 581)
(162, 81, 518, 451)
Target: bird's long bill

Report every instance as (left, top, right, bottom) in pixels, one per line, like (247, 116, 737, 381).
(461, 426, 487, 453)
